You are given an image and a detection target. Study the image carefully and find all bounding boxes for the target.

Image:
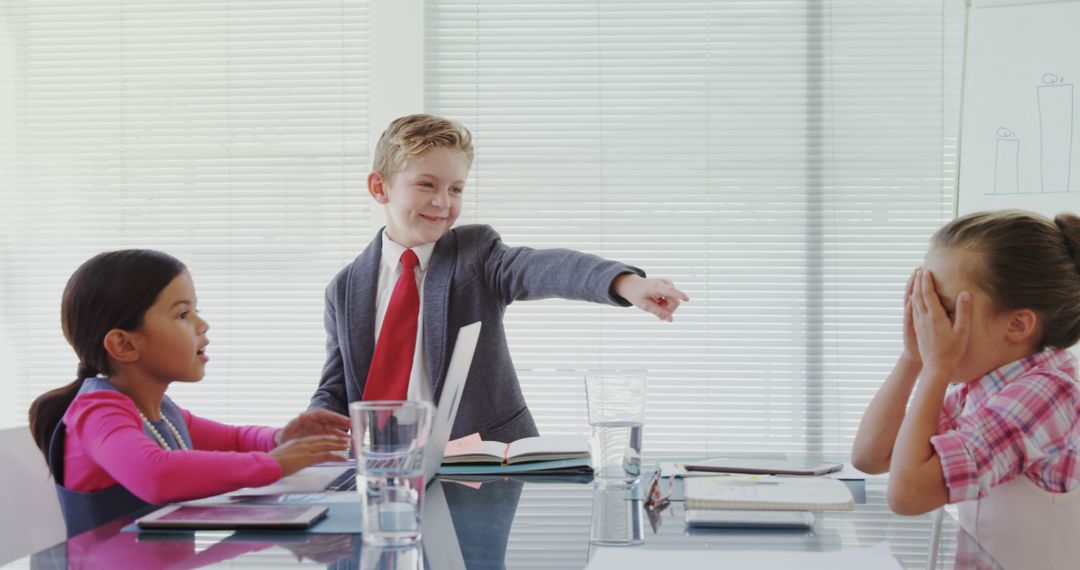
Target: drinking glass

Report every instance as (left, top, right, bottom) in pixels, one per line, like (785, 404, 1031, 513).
(584, 371, 647, 481)
(350, 400, 434, 546)
(589, 481, 645, 546)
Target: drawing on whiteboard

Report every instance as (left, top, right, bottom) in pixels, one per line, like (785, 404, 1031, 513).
(1036, 73, 1074, 193)
(994, 127, 1020, 194)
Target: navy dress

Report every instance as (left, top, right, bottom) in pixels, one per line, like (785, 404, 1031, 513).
(47, 377, 192, 537)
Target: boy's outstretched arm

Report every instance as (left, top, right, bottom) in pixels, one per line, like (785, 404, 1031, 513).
(475, 225, 674, 311)
(612, 274, 689, 322)
(852, 270, 923, 474)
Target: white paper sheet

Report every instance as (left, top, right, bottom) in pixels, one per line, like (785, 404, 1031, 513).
(228, 465, 351, 496)
(585, 543, 903, 570)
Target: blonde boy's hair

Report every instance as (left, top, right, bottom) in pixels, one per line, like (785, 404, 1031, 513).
(372, 114, 474, 182)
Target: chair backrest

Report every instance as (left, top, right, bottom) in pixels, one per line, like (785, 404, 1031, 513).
(958, 476, 1080, 570)
(0, 425, 66, 565)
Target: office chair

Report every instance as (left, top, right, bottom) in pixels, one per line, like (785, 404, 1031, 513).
(0, 425, 66, 565)
(956, 478, 1080, 570)
(925, 507, 945, 570)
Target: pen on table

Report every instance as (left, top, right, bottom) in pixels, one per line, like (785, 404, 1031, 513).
(705, 474, 779, 484)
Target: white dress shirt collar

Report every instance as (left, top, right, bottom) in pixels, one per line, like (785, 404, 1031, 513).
(381, 230, 436, 272)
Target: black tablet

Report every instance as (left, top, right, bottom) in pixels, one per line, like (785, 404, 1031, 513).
(136, 504, 328, 530)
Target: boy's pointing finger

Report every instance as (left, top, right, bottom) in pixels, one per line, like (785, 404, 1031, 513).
(654, 283, 689, 302)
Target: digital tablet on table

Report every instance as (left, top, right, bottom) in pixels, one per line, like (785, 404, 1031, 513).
(136, 504, 328, 530)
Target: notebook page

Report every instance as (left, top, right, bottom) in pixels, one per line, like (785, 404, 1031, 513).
(507, 435, 590, 460)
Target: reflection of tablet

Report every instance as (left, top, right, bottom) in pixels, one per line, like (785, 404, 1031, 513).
(136, 504, 328, 530)
(683, 458, 842, 476)
(685, 509, 814, 529)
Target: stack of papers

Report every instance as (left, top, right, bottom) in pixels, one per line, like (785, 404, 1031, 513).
(683, 475, 854, 511)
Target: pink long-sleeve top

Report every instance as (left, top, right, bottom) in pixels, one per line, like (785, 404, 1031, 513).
(63, 390, 284, 504)
(65, 517, 274, 570)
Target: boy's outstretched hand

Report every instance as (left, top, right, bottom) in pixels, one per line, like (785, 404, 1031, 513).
(613, 274, 690, 322)
(275, 409, 351, 445)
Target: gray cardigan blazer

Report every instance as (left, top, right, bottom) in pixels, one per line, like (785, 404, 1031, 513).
(308, 224, 643, 443)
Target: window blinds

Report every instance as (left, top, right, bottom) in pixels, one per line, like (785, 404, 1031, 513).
(0, 0, 371, 427)
(1, 0, 964, 463)
(425, 0, 964, 459)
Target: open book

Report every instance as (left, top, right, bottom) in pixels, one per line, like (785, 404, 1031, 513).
(684, 475, 854, 511)
(438, 433, 592, 475)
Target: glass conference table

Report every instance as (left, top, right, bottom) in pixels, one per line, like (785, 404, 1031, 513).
(12, 472, 999, 569)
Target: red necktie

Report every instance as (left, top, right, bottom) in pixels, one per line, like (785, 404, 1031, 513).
(362, 249, 420, 401)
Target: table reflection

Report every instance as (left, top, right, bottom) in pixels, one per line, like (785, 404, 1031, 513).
(19, 475, 1004, 570)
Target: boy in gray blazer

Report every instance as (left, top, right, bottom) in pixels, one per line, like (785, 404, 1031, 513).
(309, 114, 688, 442)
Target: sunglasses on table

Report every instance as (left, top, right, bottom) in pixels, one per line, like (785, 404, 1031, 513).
(644, 467, 674, 511)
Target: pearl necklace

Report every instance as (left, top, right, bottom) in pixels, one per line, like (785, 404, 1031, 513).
(139, 411, 189, 451)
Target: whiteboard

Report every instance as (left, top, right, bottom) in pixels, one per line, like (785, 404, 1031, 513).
(958, 0, 1079, 365)
(957, 0, 1080, 216)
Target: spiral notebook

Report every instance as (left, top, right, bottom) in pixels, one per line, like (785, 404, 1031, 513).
(683, 476, 854, 511)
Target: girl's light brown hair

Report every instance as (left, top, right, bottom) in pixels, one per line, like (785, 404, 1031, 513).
(372, 114, 474, 183)
(931, 210, 1080, 349)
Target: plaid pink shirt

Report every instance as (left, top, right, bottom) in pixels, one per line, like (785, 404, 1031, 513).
(930, 349, 1080, 503)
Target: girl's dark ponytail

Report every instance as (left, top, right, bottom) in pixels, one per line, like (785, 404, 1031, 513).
(27, 250, 186, 456)
(28, 376, 90, 454)
(28, 363, 102, 453)
(77, 362, 100, 380)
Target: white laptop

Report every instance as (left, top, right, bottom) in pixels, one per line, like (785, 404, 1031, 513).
(420, 321, 480, 486)
(421, 480, 466, 570)
(231, 321, 481, 496)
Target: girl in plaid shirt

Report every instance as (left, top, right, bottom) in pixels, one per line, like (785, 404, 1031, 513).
(852, 210, 1080, 518)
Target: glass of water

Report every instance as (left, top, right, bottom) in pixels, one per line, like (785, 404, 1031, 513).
(361, 540, 424, 570)
(349, 400, 434, 546)
(584, 371, 647, 482)
(589, 480, 645, 546)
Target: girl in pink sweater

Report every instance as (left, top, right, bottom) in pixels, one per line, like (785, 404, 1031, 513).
(29, 250, 350, 536)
